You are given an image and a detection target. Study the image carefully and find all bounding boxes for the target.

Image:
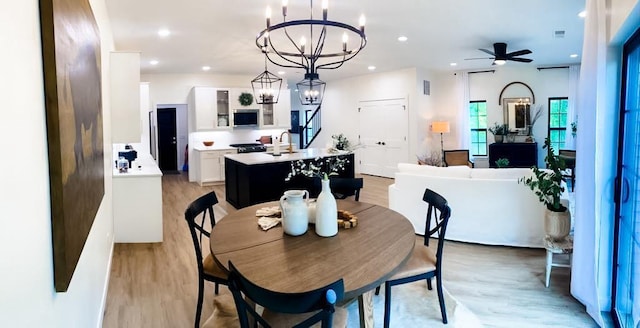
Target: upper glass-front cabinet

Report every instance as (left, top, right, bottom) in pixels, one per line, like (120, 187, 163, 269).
(262, 101, 274, 126)
(216, 89, 230, 128)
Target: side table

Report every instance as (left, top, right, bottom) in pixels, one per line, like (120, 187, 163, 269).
(544, 235, 573, 287)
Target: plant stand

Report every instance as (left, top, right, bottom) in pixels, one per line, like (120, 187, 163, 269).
(544, 235, 573, 287)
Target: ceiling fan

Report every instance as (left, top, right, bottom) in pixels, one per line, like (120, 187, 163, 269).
(466, 42, 533, 65)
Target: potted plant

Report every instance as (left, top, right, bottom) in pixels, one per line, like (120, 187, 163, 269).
(519, 137, 570, 240)
(495, 158, 510, 168)
(488, 122, 509, 143)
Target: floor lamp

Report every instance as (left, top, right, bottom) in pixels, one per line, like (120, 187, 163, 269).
(432, 121, 450, 165)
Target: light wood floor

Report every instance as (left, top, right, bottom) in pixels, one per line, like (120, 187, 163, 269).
(102, 173, 596, 327)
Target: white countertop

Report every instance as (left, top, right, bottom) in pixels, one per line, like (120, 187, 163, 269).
(113, 153, 163, 178)
(194, 145, 235, 151)
(224, 148, 351, 165)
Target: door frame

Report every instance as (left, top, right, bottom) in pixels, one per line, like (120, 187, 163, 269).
(611, 26, 640, 328)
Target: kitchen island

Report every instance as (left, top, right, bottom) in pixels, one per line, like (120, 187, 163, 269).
(225, 148, 355, 209)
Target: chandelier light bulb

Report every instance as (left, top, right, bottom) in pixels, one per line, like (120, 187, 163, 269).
(266, 7, 272, 27)
(300, 36, 306, 53)
(256, 1, 365, 105)
(322, 0, 328, 20)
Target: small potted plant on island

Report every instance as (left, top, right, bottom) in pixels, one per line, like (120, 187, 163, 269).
(519, 137, 570, 240)
(488, 122, 509, 143)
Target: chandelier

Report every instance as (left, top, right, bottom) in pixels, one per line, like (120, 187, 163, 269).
(256, 0, 367, 105)
(251, 55, 282, 105)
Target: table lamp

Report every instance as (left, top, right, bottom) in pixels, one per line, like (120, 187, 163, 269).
(432, 121, 450, 164)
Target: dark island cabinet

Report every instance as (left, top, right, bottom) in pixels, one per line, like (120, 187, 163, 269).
(488, 142, 538, 168)
(225, 153, 355, 209)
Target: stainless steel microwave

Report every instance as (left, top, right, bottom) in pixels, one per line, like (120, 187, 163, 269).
(233, 109, 259, 127)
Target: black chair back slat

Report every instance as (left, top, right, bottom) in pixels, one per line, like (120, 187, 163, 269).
(422, 188, 452, 271)
(228, 261, 344, 328)
(184, 192, 218, 265)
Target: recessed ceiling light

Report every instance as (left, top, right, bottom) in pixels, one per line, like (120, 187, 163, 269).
(578, 10, 586, 18)
(202, 66, 211, 71)
(150, 60, 159, 65)
(397, 36, 408, 42)
(450, 63, 457, 67)
(278, 71, 285, 75)
(157, 29, 171, 37)
(570, 54, 579, 58)
(368, 65, 376, 71)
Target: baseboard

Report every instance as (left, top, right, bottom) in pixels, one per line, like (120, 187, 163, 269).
(96, 239, 115, 328)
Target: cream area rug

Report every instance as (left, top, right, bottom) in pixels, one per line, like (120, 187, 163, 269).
(345, 281, 484, 328)
(205, 281, 483, 327)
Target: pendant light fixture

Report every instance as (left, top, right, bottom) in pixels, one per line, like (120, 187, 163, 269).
(251, 54, 282, 105)
(256, 0, 367, 105)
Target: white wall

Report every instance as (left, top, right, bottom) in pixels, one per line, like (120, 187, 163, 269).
(313, 68, 432, 168)
(140, 73, 292, 180)
(439, 66, 572, 167)
(0, 1, 115, 327)
(315, 65, 573, 170)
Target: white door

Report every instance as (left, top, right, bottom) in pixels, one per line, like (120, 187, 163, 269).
(358, 99, 408, 178)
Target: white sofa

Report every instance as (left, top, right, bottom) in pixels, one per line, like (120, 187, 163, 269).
(388, 163, 567, 248)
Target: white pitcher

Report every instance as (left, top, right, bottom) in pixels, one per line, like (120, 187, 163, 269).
(279, 190, 309, 236)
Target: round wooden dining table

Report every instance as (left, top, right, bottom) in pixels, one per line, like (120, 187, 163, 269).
(210, 199, 415, 328)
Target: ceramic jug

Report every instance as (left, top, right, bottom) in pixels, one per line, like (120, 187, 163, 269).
(279, 190, 309, 236)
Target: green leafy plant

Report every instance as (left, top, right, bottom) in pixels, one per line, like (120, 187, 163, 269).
(519, 137, 567, 212)
(488, 122, 509, 136)
(238, 92, 253, 106)
(331, 133, 351, 151)
(571, 121, 577, 137)
(285, 156, 349, 181)
(495, 158, 510, 168)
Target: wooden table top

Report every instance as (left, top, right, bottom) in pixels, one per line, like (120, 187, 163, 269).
(210, 200, 415, 299)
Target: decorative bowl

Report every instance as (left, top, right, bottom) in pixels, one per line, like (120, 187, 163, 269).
(202, 141, 214, 147)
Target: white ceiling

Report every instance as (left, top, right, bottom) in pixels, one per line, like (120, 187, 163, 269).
(105, 0, 586, 82)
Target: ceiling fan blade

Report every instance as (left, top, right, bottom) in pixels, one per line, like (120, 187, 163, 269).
(478, 48, 495, 56)
(507, 49, 532, 57)
(509, 57, 533, 63)
(464, 57, 493, 60)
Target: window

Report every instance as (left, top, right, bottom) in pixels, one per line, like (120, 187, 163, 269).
(548, 97, 568, 154)
(469, 101, 487, 156)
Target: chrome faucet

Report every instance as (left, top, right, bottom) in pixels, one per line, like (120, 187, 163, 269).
(280, 130, 293, 153)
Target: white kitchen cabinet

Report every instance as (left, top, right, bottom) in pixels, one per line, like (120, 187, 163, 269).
(188, 87, 232, 131)
(274, 89, 291, 128)
(195, 148, 235, 185)
(112, 154, 163, 243)
(110, 51, 141, 143)
(189, 86, 215, 131)
(260, 89, 291, 128)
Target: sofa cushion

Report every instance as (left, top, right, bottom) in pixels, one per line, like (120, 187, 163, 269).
(470, 168, 534, 180)
(397, 163, 471, 178)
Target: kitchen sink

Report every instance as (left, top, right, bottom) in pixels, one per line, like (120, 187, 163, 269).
(266, 151, 299, 156)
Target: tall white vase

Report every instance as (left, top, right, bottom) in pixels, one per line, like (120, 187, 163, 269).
(315, 179, 338, 237)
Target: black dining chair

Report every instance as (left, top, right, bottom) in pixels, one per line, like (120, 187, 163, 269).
(375, 188, 452, 327)
(184, 191, 229, 328)
(227, 261, 348, 328)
